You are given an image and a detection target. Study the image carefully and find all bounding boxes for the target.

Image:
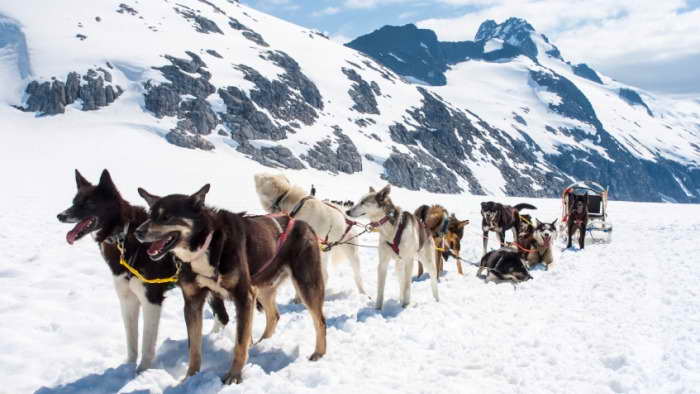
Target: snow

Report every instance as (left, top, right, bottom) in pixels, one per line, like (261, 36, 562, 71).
(387, 52, 406, 63)
(483, 38, 503, 53)
(1, 5, 700, 391)
(2, 109, 700, 394)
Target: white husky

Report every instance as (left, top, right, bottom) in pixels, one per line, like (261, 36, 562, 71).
(254, 173, 366, 295)
(347, 185, 439, 310)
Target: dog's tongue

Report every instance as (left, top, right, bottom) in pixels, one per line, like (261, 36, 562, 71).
(147, 238, 170, 256)
(66, 218, 92, 245)
(544, 237, 551, 248)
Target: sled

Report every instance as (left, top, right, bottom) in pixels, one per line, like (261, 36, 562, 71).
(559, 181, 612, 245)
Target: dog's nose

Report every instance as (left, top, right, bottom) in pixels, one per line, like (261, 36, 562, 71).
(345, 210, 351, 216)
(57, 213, 67, 222)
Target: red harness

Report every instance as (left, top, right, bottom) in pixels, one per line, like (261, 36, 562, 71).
(251, 214, 296, 282)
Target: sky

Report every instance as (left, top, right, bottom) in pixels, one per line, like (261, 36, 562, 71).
(242, 0, 700, 99)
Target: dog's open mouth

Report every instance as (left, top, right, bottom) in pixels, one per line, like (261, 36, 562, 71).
(147, 232, 179, 261)
(66, 216, 99, 245)
(543, 235, 551, 248)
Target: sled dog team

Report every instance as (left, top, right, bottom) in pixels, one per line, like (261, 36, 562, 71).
(57, 169, 571, 385)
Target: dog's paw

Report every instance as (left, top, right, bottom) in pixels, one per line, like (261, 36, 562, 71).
(308, 352, 324, 361)
(222, 372, 243, 385)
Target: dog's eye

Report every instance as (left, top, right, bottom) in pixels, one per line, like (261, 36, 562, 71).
(160, 214, 170, 222)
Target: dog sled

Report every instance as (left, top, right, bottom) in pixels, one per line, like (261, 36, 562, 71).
(560, 181, 612, 244)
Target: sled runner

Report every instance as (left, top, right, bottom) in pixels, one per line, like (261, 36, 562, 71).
(560, 181, 612, 244)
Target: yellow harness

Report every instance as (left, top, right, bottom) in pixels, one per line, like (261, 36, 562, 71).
(116, 240, 180, 284)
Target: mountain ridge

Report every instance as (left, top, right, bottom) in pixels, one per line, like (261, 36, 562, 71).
(1, 1, 699, 202)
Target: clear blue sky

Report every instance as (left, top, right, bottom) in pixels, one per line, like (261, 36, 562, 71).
(242, 0, 700, 98)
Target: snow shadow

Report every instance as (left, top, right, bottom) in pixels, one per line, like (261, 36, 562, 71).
(35, 363, 137, 394)
(356, 300, 403, 322)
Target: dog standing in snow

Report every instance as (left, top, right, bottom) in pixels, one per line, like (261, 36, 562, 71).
(346, 185, 439, 309)
(57, 169, 229, 373)
(254, 173, 366, 296)
(135, 184, 326, 384)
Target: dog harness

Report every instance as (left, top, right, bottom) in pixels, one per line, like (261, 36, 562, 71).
(250, 215, 296, 282)
(386, 212, 428, 256)
(113, 224, 184, 284)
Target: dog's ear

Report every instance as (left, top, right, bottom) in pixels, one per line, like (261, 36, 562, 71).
(551, 218, 558, 225)
(138, 187, 161, 208)
(459, 220, 470, 227)
(377, 184, 391, 201)
(189, 184, 210, 210)
(481, 202, 487, 209)
(97, 169, 118, 196)
(369, 186, 376, 193)
(75, 169, 92, 189)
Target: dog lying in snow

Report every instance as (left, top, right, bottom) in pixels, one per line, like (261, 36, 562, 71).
(346, 185, 439, 309)
(57, 169, 229, 373)
(135, 184, 326, 384)
(477, 248, 532, 283)
(254, 173, 366, 296)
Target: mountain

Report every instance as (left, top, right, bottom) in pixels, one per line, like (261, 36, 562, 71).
(1, 3, 699, 202)
(348, 18, 700, 202)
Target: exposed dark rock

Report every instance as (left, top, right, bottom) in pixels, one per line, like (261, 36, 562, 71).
(117, 3, 138, 15)
(144, 84, 180, 118)
(76, 34, 87, 41)
(206, 49, 223, 58)
(228, 17, 269, 47)
(572, 63, 603, 84)
(21, 69, 123, 115)
(382, 148, 462, 194)
(177, 98, 219, 134)
(197, 0, 225, 14)
(233, 51, 322, 126)
(217, 129, 228, 136)
(530, 70, 601, 129)
(219, 86, 287, 141)
(165, 129, 215, 150)
(175, 7, 223, 34)
(342, 67, 379, 114)
(513, 113, 527, 126)
(347, 23, 527, 86)
(153, 52, 215, 99)
(619, 88, 653, 116)
(301, 126, 362, 174)
(236, 142, 305, 169)
(389, 123, 416, 145)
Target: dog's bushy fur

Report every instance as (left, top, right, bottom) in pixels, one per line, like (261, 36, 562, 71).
(254, 173, 366, 296)
(528, 219, 557, 270)
(135, 185, 326, 385)
(57, 170, 228, 373)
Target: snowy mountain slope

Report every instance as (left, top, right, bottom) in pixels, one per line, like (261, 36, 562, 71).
(1, 119, 699, 394)
(348, 19, 700, 203)
(3, 0, 696, 202)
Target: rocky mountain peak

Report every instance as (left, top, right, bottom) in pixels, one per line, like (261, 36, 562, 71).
(475, 17, 538, 59)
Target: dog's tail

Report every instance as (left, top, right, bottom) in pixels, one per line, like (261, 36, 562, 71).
(514, 203, 536, 211)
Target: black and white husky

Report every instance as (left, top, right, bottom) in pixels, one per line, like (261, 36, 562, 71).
(346, 185, 439, 309)
(57, 169, 228, 372)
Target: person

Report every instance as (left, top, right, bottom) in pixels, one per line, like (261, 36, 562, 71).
(310, 184, 316, 196)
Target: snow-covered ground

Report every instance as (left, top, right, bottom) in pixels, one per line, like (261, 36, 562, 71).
(1, 120, 699, 394)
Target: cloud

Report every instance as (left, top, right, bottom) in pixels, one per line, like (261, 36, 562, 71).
(312, 6, 341, 17)
(417, 0, 700, 70)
